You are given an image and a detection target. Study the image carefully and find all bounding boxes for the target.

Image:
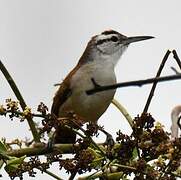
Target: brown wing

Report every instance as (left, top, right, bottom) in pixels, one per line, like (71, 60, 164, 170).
(51, 63, 82, 116)
(51, 50, 89, 143)
(51, 79, 75, 144)
(51, 81, 72, 116)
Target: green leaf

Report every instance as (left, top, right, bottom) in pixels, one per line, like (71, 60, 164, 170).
(0, 140, 9, 164)
(0, 160, 4, 169)
(88, 147, 102, 159)
(87, 147, 104, 169)
(0, 140, 7, 153)
(107, 172, 124, 180)
(4, 155, 26, 172)
(90, 157, 104, 169)
(132, 147, 138, 159)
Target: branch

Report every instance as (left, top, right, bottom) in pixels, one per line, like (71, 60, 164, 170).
(0, 60, 40, 142)
(143, 50, 171, 113)
(112, 99, 133, 128)
(5, 109, 48, 118)
(65, 124, 106, 156)
(178, 116, 181, 131)
(79, 163, 136, 179)
(6, 143, 106, 157)
(171, 67, 180, 74)
(36, 168, 63, 180)
(86, 74, 181, 95)
(172, 50, 181, 69)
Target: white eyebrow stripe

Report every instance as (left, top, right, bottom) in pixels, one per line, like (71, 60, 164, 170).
(96, 34, 114, 41)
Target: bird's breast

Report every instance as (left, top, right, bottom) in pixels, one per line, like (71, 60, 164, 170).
(68, 62, 116, 122)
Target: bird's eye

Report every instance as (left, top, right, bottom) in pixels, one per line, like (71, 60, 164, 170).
(111, 36, 118, 42)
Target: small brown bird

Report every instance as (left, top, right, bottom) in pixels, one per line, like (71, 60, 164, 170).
(51, 30, 154, 143)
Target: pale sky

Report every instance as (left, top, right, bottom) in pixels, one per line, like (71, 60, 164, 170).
(0, 1, 181, 179)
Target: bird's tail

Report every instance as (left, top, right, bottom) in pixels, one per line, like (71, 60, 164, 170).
(54, 126, 76, 144)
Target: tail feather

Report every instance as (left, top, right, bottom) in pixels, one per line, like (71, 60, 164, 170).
(54, 126, 76, 144)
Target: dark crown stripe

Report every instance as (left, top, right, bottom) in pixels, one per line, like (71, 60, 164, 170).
(101, 30, 119, 35)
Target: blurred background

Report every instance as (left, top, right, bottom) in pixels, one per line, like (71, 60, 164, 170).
(0, 0, 181, 179)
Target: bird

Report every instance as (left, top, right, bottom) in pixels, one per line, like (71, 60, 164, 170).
(51, 30, 154, 144)
(171, 105, 181, 139)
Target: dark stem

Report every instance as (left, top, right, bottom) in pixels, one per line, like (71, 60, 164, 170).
(5, 109, 48, 118)
(143, 50, 171, 113)
(177, 116, 181, 130)
(172, 50, 181, 69)
(54, 83, 61, 86)
(86, 74, 181, 95)
(36, 168, 63, 180)
(68, 119, 106, 156)
(69, 171, 77, 180)
(0, 60, 40, 142)
(6, 143, 106, 157)
(171, 66, 180, 74)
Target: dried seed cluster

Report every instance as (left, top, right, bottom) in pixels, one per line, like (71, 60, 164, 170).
(0, 101, 180, 179)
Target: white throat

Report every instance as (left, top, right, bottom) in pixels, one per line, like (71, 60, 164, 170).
(93, 44, 128, 67)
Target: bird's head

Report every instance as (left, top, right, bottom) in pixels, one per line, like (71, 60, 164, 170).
(93, 30, 154, 55)
(79, 30, 154, 65)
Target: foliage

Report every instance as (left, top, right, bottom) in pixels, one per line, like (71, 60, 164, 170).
(0, 100, 180, 179)
(0, 50, 181, 179)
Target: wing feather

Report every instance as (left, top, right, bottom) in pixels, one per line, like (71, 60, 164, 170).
(51, 64, 81, 116)
(51, 81, 72, 116)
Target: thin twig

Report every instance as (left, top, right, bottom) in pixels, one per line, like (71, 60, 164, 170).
(6, 143, 106, 157)
(143, 50, 171, 113)
(5, 109, 48, 118)
(36, 167, 63, 180)
(65, 121, 106, 156)
(112, 99, 133, 128)
(54, 83, 61, 86)
(178, 116, 181, 130)
(67, 119, 107, 180)
(69, 172, 77, 180)
(81, 170, 102, 180)
(64, 125, 85, 139)
(0, 60, 40, 142)
(171, 66, 180, 74)
(172, 50, 181, 69)
(79, 162, 136, 180)
(86, 74, 181, 95)
(110, 163, 136, 171)
(0, 61, 26, 110)
(158, 153, 176, 180)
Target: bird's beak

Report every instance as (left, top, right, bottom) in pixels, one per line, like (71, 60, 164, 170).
(123, 36, 154, 45)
